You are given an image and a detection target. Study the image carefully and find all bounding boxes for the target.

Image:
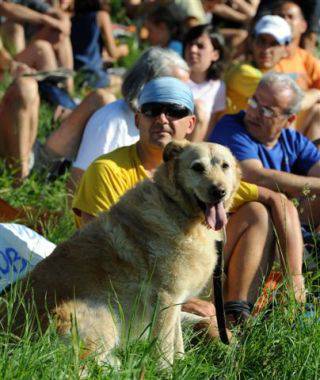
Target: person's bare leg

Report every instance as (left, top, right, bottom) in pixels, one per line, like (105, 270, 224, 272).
(1, 20, 25, 55)
(67, 167, 84, 203)
(278, 199, 305, 302)
(179, 203, 273, 333)
(53, 35, 74, 92)
(33, 26, 74, 92)
(299, 195, 320, 230)
(301, 103, 320, 144)
(15, 39, 57, 71)
(44, 89, 116, 160)
(0, 77, 39, 179)
(257, 189, 305, 302)
(224, 202, 274, 305)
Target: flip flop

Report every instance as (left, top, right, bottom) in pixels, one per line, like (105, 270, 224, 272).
(23, 68, 74, 84)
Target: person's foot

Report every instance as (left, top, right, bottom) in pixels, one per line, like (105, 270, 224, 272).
(192, 316, 233, 343)
(224, 300, 253, 328)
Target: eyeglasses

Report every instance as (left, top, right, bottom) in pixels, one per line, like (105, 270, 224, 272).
(247, 97, 287, 119)
(140, 102, 192, 120)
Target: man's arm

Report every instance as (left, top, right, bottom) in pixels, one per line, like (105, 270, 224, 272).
(240, 158, 320, 196)
(300, 88, 320, 111)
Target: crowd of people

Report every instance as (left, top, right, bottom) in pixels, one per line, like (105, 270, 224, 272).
(0, 0, 320, 337)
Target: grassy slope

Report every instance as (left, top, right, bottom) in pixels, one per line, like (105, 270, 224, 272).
(0, 43, 320, 379)
(0, 101, 319, 379)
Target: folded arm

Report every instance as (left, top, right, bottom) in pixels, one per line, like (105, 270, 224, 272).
(240, 159, 320, 197)
(0, 2, 68, 33)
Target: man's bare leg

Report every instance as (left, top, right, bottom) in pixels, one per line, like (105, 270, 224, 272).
(224, 201, 274, 304)
(45, 89, 116, 160)
(1, 20, 25, 55)
(33, 25, 74, 92)
(181, 202, 274, 334)
(15, 39, 57, 71)
(0, 77, 39, 179)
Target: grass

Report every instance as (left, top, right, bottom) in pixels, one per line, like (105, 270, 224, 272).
(1, 295, 320, 379)
(1, 52, 320, 379)
(0, 105, 319, 378)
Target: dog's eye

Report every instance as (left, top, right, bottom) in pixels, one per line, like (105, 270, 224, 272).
(222, 162, 230, 170)
(191, 163, 205, 173)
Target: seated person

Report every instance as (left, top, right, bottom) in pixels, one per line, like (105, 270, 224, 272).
(274, 1, 320, 143)
(209, 72, 320, 231)
(296, 0, 319, 54)
(226, 13, 320, 143)
(124, 0, 207, 29)
(225, 15, 292, 115)
(69, 47, 190, 192)
(73, 76, 305, 330)
(183, 24, 227, 141)
(206, 0, 260, 54)
(0, 0, 73, 91)
(144, 6, 183, 56)
(71, 0, 128, 88)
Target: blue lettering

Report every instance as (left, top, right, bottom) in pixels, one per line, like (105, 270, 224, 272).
(6, 248, 27, 274)
(0, 250, 10, 274)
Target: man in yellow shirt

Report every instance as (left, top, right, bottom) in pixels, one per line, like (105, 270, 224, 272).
(74, 77, 305, 329)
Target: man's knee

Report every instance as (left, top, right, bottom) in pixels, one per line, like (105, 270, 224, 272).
(90, 89, 116, 108)
(6, 77, 39, 107)
(32, 39, 54, 55)
(240, 201, 272, 228)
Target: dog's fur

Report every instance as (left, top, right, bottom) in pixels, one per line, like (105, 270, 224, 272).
(1, 140, 240, 367)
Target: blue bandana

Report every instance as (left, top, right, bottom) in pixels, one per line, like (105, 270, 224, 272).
(138, 77, 194, 113)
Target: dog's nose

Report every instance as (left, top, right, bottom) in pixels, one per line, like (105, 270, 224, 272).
(209, 186, 226, 201)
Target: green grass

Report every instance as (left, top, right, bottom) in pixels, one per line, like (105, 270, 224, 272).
(1, 74, 320, 379)
(1, 295, 320, 379)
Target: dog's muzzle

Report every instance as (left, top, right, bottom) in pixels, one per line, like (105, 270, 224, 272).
(196, 185, 228, 231)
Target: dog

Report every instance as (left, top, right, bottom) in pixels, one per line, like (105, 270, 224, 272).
(0, 140, 240, 367)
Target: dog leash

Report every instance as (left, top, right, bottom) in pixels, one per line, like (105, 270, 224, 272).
(212, 227, 229, 345)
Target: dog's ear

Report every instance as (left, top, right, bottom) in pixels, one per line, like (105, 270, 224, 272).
(163, 140, 190, 162)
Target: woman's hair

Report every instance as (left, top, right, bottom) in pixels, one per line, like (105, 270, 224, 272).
(73, 0, 110, 14)
(121, 47, 189, 111)
(183, 24, 226, 81)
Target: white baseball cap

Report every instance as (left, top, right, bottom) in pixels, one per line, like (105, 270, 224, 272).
(254, 15, 292, 45)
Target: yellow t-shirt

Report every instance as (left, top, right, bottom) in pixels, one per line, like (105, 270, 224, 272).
(73, 143, 259, 227)
(72, 144, 147, 226)
(231, 180, 258, 211)
(225, 63, 263, 114)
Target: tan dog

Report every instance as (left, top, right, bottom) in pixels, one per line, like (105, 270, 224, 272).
(1, 140, 240, 367)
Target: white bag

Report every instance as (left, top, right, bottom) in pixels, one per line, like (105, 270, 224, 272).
(0, 223, 56, 292)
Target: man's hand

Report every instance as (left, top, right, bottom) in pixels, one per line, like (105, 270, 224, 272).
(10, 61, 36, 77)
(42, 13, 71, 35)
(182, 297, 216, 317)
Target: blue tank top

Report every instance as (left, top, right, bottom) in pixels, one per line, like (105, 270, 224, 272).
(71, 12, 103, 71)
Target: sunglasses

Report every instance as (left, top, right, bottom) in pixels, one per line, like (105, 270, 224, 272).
(140, 102, 192, 119)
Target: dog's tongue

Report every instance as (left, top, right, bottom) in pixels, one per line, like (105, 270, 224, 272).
(205, 202, 227, 230)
